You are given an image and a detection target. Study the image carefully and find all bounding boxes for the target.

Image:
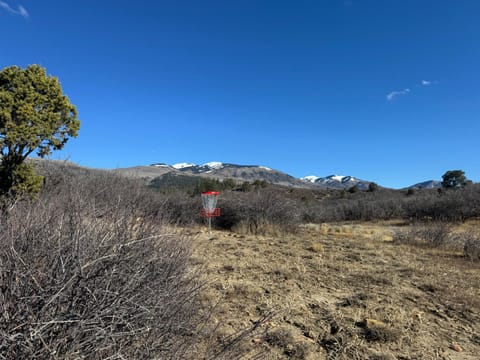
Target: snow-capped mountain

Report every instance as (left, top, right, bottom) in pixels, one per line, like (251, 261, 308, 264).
(114, 162, 303, 187)
(115, 162, 374, 189)
(167, 162, 301, 186)
(36, 159, 453, 190)
(301, 174, 372, 190)
(151, 162, 228, 172)
(167, 162, 273, 174)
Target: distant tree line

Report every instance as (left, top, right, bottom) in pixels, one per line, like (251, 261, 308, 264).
(149, 173, 268, 195)
(146, 169, 480, 232)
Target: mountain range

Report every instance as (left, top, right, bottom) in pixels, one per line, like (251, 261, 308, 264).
(300, 174, 371, 190)
(113, 161, 441, 190)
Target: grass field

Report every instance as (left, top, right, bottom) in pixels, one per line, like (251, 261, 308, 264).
(191, 222, 480, 359)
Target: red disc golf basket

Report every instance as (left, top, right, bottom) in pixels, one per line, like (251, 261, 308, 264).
(200, 191, 221, 233)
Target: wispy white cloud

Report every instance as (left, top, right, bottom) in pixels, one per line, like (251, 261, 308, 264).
(387, 88, 410, 101)
(0, 1, 29, 18)
(18, 4, 28, 17)
(387, 79, 439, 101)
(422, 79, 440, 86)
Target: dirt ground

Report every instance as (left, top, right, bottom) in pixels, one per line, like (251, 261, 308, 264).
(190, 222, 480, 360)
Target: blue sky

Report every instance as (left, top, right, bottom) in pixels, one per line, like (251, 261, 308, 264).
(1, 0, 479, 188)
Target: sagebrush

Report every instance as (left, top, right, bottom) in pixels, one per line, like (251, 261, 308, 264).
(0, 163, 206, 359)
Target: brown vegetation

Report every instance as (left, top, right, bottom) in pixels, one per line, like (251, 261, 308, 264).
(194, 222, 480, 359)
(1, 160, 479, 358)
(0, 162, 212, 359)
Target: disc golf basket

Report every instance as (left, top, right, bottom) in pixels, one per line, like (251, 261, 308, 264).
(200, 191, 221, 233)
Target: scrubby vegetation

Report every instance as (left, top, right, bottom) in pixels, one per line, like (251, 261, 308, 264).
(302, 185, 480, 223)
(1, 160, 479, 358)
(147, 170, 480, 255)
(150, 172, 480, 234)
(150, 172, 480, 226)
(0, 161, 222, 359)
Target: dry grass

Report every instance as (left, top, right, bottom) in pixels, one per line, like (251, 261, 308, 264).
(193, 222, 480, 359)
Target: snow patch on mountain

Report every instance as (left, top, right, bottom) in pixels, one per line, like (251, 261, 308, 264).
(202, 162, 224, 169)
(302, 175, 354, 183)
(299, 173, 370, 189)
(301, 175, 320, 183)
(172, 163, 196, 169)
(329, 175, 347, 182)
(313, 175, 358, 184)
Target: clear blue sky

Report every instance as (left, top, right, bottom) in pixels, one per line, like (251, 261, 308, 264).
(1, 0, 479, 188)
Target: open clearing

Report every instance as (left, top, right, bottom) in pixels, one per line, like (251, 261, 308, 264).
(191, 222, 480, 359)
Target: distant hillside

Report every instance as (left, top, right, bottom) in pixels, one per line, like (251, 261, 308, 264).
(49, 160, 452, 190)
(114, 162, 376, 189)
(407, 180, 442, 189)
(115, 162, 307, 188)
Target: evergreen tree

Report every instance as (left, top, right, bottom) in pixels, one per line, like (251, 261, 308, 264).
(0, 65, 80, 199)
(441, 170, 467, 189)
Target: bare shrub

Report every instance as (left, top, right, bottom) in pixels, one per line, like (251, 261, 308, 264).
(219, 189, 301, 235)
(35, 159, 200, 226)
(303, 184, 480, 224)
(0, 170, 206, 358)
(158, 191, 199, 226)
(414, 222, 452, 247)
(392, 222, 452, 248)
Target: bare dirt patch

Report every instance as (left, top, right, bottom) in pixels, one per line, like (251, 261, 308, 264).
(192, 222, 480, 359)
